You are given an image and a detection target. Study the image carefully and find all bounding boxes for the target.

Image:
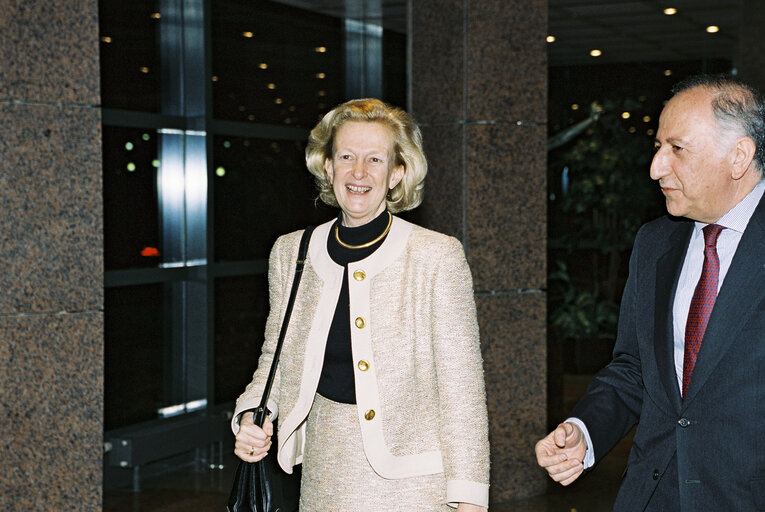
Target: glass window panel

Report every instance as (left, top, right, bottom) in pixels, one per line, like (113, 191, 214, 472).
(105, 284, 166, 430)
(211, 0, 344, 128)
(214, 275, 269, 405)
(99, 0, 161, 112)
(213, 135, 335, 261)
(103, 126, 161, 270)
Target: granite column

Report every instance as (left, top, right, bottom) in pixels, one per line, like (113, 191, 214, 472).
(0, 0, 103, 509)
(410, 0, 548, 502)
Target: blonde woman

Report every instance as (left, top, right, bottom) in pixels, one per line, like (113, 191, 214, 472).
(232, 98, 490, 511)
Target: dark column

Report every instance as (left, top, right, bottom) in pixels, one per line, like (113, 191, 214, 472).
(737, 0, 765, 91)
(0, 0, 103, 509)
(410, 0, 548, 502)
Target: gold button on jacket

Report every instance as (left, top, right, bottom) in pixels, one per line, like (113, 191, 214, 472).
(364, 409, 375, 421)
(355, 317, 365, 329)
(357, 360, 369, 371)
(353, 269, 366, 281)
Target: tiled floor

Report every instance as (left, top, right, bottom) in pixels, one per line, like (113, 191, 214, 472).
(105, 375, 629, 512)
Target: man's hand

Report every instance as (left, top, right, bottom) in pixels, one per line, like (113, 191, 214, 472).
(535, 422, 587, 486)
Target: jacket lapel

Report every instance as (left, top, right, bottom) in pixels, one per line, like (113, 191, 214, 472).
(654, 221, 693, 412)
(682, 195, 765, 406)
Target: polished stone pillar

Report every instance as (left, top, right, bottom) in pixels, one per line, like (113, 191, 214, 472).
(0, 0, 103, 509)
(410, 0, 547, 503)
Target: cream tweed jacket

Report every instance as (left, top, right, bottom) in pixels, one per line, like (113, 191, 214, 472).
(232, 216, 490, 508)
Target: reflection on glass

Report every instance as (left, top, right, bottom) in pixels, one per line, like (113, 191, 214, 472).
(214, 275, 269, 405)
(105, 284, 165, 430)
(211, 0, 344, 127)
(103, 126, 161, 270)
(99, 0, 161, 112)
(213, 135, 335, 261)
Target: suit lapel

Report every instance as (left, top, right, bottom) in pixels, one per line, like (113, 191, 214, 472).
(654, 221, 693, 412)
(683, 195, 765, 406)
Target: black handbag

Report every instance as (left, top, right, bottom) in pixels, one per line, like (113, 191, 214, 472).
(227, 225, 315, 512)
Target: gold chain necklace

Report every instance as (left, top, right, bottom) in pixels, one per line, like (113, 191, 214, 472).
(334, 211, 392, 250)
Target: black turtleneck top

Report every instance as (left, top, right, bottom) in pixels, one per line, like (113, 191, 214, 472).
(317, 210, 390, 404)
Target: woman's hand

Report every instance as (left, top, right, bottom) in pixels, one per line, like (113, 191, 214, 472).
(234, 411, 273, 462)
(456, 503, 487, 512)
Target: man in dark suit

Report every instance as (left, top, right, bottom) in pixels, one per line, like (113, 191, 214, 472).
(536, 74, 765, 511)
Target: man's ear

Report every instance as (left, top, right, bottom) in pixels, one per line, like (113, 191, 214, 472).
(732, 136, 756, 180)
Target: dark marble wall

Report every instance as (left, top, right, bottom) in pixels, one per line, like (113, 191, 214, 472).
(0, 0, 103, 510)
(411, 0, 548, 503)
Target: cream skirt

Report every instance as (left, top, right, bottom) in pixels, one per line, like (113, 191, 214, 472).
(299, 393, 450, 512)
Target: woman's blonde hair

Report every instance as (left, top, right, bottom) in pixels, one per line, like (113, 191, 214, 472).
(305, 98, 427, 212)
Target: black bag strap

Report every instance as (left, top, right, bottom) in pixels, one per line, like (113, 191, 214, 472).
(253, 225, 315, 427)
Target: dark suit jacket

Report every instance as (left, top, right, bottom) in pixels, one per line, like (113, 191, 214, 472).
(572, 193, 765, 511)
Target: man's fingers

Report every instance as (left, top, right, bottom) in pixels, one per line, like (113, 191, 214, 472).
(536, 450, 569, 469)
(546, 459, 583, 484)
(558, 464, 584, 486)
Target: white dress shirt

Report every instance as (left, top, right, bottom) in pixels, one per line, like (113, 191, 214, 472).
(571, 179, 765, 469)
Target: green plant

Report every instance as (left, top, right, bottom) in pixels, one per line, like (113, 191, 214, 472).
(549, 261, 619, 340)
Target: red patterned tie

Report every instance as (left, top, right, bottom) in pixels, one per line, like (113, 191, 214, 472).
(682, 224, 724, 399)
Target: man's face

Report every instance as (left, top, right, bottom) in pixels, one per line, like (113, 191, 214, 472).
(650, 87, 738, 223)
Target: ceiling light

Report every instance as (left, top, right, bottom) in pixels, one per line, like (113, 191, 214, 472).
(268, 83, 276, 89)
(571, 104, 579, 111)
(590, 49, 602, 57)
(139, 67, 150, 74)
(101, 36, 112, 43)
(663, 8, 677, 15)
(622, 112, 631, 119)
(628, 127, 637, 134)
(275, 98, 283, 104)
(546, 35, 556, 43)
(647, 129, 655, 136)
(642, 116, 651, 123)
(258, 63, 268, 69)
(664, 69, 673, 76)
(314, 46, 327, 53)
(706, 25, 719, 33)
(242, 31, 254, 38)
(315, 73, 326, 79)
(151, 12, 161, 19)
(211, 75, 219, 82)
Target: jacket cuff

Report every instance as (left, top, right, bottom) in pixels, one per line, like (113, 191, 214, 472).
(231, 399, 279, 434)
(446, 479, 489, 509)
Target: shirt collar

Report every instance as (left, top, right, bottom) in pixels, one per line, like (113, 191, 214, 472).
(694, 179, 765, 234)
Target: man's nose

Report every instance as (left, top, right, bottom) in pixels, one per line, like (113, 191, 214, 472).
(649, 149, 668, 181)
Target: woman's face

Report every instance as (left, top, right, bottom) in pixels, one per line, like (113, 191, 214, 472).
(324, 121, 404, 227)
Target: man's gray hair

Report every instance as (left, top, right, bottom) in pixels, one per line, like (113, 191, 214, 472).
(673, 74, 765, 175)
